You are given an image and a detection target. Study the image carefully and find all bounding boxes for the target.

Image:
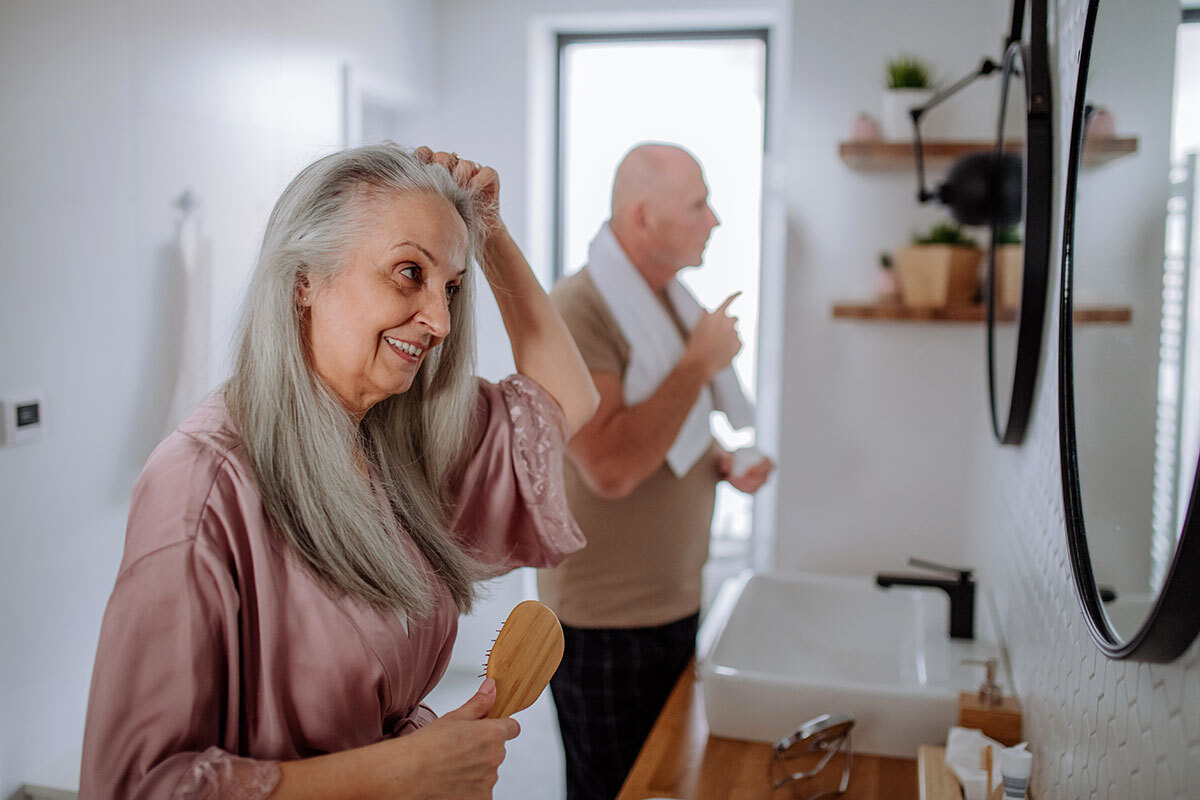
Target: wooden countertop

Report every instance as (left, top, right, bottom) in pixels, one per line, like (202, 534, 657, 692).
(616, 662, 918, 800)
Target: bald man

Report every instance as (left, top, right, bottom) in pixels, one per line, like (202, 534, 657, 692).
(538, 143, 774, 800)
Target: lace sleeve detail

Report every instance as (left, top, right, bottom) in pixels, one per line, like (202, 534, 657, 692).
(172, 747, 280, 800)
(500, 374, 569, 505)
(498, 375, 584, 560)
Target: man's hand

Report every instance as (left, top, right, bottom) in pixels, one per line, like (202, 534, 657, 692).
(683, 291, 743, 379)
(719, 452, 775, 494)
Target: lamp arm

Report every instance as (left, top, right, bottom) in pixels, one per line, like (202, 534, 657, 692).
(911, 57, 1001, 204)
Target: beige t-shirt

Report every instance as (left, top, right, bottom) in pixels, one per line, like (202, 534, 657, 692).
(537, 267, 720, 629)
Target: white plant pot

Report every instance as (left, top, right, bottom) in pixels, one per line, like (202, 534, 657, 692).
(881, 88, 934, 141)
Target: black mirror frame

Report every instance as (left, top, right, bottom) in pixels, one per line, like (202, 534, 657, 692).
(1058, 0, 1200, 662)
(987, 0, 1052, 446)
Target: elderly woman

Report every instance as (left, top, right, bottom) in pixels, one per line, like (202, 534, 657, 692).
(80, 144, 598, 799)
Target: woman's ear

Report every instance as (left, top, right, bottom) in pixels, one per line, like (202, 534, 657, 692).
(296, 274, 313, 307)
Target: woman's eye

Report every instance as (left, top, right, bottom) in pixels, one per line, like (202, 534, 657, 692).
(399, 265, 421, 283)
(446, 283, 461, 301)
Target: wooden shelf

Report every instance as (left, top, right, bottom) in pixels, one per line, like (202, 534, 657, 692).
(832, 302, 1132, 324)
(1081, 135, 1139, 166)
(838, 136, 1138, 170)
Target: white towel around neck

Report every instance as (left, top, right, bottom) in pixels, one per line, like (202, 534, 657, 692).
(586, 223, 755, 477)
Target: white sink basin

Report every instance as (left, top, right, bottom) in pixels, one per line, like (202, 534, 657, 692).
(697, 570, 1010, 759)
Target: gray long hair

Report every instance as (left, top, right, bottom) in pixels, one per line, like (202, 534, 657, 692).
(226, 143, 487, 615)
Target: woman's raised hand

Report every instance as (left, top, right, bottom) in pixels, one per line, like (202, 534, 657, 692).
(413, 145, 599, 436)
(416, 146, 502, 235)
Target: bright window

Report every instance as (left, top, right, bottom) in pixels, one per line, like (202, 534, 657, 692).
(557, 33, 767, 540)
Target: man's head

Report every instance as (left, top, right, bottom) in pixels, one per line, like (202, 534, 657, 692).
(609, 143, 720, 290)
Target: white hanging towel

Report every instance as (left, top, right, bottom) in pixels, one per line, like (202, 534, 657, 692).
(163, 204, 212, 438)
(586, 223, 755, 477)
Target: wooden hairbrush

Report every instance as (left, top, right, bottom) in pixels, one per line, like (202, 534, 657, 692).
(483, 600, 565, 719)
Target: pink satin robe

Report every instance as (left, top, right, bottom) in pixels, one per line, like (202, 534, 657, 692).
(80, 375, 583, 799)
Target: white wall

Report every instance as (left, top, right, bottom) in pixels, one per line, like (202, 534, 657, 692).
(0, 1, 435, 793)
(774, 0, 1008, 575)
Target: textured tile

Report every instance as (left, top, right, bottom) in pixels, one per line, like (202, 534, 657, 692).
(1148, 686, 1171, 757)
(1114, 678, 1130, 746)
(1154, 757, 1173, 797)
(1113, 759, 1133, 799)
(1162, 713, 1186, 794)
(1186, 742, 1200, 795)
(980, 12, 1200, 797)
(1129, 769, 1149, 800)
(1184, 667, 1200, 744)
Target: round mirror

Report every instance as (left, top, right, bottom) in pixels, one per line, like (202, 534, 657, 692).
(986, 3, 1052, 446)
(1059, 0, 1200, 661)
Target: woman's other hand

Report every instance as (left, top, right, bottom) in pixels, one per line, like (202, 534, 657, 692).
(272, 678, 519, 799)
(392, 678, 520, 798)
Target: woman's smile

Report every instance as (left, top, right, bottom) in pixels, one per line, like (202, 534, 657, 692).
(384, 336, 427, 363)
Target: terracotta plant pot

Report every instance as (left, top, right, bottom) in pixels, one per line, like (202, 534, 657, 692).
(894, 245, 982, 308)
(994, 244, 1024, 311)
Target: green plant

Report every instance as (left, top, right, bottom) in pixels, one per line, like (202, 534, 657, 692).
(885, 55, 933, 89)
(995, 226, 1023, 245)
(911, 221, 979, 249)
(879, 251, 893, 269)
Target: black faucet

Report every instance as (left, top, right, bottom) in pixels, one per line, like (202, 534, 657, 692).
(875, 558, 975, 640)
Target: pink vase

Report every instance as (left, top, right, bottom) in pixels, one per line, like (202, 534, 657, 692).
(1086, 108, 1115, 139)
(875, 268, 901, 303)
(851, 112, 882, 141)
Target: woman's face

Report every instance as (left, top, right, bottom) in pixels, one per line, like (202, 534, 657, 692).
(306, 191, 469, 417)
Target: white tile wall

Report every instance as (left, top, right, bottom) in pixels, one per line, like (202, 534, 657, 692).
(981, 2, 1200, 798)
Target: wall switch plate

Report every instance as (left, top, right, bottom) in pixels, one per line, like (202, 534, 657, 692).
(0, 393, 45, 446)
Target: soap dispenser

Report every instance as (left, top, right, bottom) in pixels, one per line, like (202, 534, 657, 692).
(958, 658, 1022, 746)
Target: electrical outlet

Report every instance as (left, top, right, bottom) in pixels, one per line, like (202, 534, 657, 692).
(0, 393, 45, 446)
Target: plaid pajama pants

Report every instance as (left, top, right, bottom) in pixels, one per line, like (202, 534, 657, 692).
(549, 612, 700, 800)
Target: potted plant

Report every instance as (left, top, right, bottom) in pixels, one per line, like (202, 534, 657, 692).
(994, 226, 1023, 311)
(882, 55, 934, 140)
(894, 221, 983, 308)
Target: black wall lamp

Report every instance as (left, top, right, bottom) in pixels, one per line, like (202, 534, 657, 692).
(907, 4, 1033, 228)
(909, 60, 1023, 227)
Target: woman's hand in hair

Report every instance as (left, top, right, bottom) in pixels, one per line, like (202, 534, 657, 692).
(415, 145, 599, 435)
(415, 146, 503, 237)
